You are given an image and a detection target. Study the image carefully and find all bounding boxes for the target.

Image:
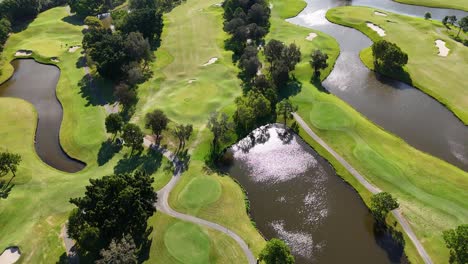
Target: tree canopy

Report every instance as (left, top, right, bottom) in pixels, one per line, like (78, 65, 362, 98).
(259, 238, 295, 264)
(105, 113, 124, 139)
(370, 192, 399, 223)
(310, 49, 329, 78)
(276, 99, 297, 126)
(234, 90, 272, 135)
(443, 224, 467, 264)
(371, 40, 408, 72)
(208, 111, 232, 154)
(67, 171, 156, 255)
(96, 234, 138, 264)
(0, 151, 21, 178)
(145, 109, 169, 140)
(122, 123, 144, 155)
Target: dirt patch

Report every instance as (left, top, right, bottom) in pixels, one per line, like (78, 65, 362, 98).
(306, 32, 317, 41)
(366, 22, 386, 37)
(0, 247, 21, 264)
(68, 45, 81, 53)
(202, 57, 218, 66)
(15, 50, 32, 57)
(374, 11, 387, 16)
(435, 40, 449, 57)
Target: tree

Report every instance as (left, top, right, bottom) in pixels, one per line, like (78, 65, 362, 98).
(118, 8, 163, 47)
(259, 238, 295, 264)
(96, 234, 138, 264)
(264, 39, 301, 88)
(370, 192, 399, 223)
(122, 123, 144, 155)
(371, 40, 408, 72)
(88, 33, 129, 80)
(456, 16, 468, 38)
(67, 171, 156, 255)
(68, 0, 105, 17)
(207, 112, 232, 153)
(129, 0, 156, 9)
(114, 83, 137, 108)
(145, 109, 169, 141)
(276, 99, 297, 126)
(424, 12, 431, 20)
(443, 16, 449, 27)
(0, 18, 11, 51)
(125, 32, 152, 65)
(442, 224, 467, 264)
(234, 91, 272, 135)
(310, 49, 329, 78)
(0, 152, 21, 178)
(84, 16, 103, 29)
(238, 45, 261, 83)
(172, 124, 193, 151)
(448, 16, 457, 26)
(105, 113, 123, 140)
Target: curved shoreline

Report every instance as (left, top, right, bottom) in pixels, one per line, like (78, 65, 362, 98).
(393, 0, 468, 12)
(325, 9, 468, 125)
(0, 57, 86, 173)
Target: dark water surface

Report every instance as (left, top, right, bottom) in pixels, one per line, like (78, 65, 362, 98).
(0, 59, 85, 172)
(225, 125, 405, 263)
(288, 0, 468, 171)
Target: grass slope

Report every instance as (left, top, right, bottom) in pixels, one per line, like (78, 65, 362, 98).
(327, 6, 468, 124)
(268, 0, 468, 263)
(393, 0, 468, 12)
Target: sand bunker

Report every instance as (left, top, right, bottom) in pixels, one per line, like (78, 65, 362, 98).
(366, 22, 386, 37)
(306, 33, 317, 41)
(51, 57, 60, 63)
(15, 50, 32, 56)
(0, 247, 21, 264)
(203, 57, 218, 66)
(68, 45, 81, 53)
(374, 11, 387, 16)
(435, 40, 449, 57)
(188, 79, 197, 84)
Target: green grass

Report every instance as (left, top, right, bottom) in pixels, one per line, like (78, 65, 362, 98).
(268, 0, 468, 263)
(146, 213, 248, 264)
(393, 0, 468, 12)
(178, 176, 222, 211)
(327, 6, 468, 124)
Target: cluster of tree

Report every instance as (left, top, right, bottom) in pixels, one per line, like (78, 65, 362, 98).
(0, 0, 67, 22)
(0, 151, 21, 178)
(0, 18, 11, 53)
(371, 40, 408, 73)
(442, 15, 468, 38)
(68, 0, 124, 17)
(67, 170, 156, 260)
(222, 0, 271, 58)
(259, 238, 295, 264)
(443, 224, 467, 264)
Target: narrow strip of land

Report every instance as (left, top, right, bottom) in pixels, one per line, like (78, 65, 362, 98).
(292, 113, 433, 264)
(143, 138, 256, 264)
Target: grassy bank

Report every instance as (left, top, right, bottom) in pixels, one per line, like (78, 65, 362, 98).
(327, 6, 468, 124)
(268, 0, 468, 263)
(393, 0, 468, 12)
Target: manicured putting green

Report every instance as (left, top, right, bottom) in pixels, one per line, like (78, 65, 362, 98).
(178, 176, 222, 210)
(164, 221, 211, 264)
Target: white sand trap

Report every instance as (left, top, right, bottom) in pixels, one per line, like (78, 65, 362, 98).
(15, 50, 32, 56)
(83, 25, 89, 29)
(374, 11, 387, 16)
(367, 22, 386, 37)
(306, 32, 317, 41)
(188, 79, 197, 84)
(435, 40, 449, 57)
(202, 57, 218, 66)
(213, 2, 222, 7)
(269, 3, 273, 9)
(68, 45, 81, 53)
(51, 57, 60, 63)
(0, 247, 21, 264)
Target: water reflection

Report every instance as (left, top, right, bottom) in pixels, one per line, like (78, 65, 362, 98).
(225, 124, 405, 263)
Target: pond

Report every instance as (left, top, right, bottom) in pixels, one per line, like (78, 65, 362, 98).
(224, 125, 405, 263)
(287, 0, 468, 171)
(0, 59, 85, 173)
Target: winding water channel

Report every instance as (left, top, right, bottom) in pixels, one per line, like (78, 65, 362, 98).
(0, 59, 85, 173)
(288, 0, 468, 171)
(225, 125, 405, 263)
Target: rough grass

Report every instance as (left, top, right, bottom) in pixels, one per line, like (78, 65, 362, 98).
(327, 6, 468, 124)
(393, 0, 468, 12)
(269, 0, 468, 263)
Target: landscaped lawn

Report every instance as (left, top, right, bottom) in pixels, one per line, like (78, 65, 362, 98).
(393, 0, 468, 12)
(327, 6, 468, 124)
(267, 0, 468, 263)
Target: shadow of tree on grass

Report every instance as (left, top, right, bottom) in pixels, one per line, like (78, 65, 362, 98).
(97, 140, 123, 166)
(114, 148, 163, 175)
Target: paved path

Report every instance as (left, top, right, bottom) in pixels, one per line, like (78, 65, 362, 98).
(143, 138, 257, 264)
(293, 113, 433, 264)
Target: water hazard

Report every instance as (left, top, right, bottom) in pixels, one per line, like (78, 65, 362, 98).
(0, 59, 85, 172)
(224, 125, 406, 263)
(287, 0, 468, 171)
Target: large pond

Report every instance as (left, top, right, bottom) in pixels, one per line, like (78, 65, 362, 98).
(288, 0, 468, 171)
(224, 125, 405, 263)
(0, 59, 85, 173)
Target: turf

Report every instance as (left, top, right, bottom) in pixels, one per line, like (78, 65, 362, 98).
(267, 0, 468, 263)
(327, 6, 468, 124)
(178, 176, 222, 211)
(393, 0, 468, 12)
